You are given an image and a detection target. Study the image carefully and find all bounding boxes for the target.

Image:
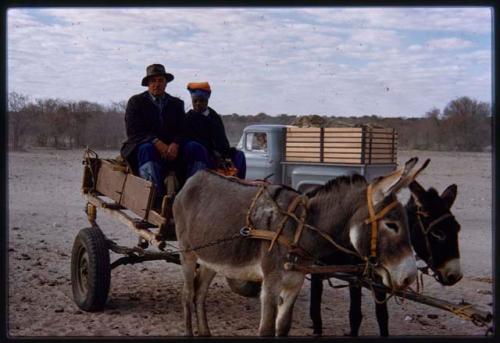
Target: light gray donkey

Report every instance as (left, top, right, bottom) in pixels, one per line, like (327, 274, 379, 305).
(173, 157, 426, 336)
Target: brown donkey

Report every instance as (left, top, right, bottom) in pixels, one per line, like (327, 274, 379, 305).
(173, 158, 426, 336)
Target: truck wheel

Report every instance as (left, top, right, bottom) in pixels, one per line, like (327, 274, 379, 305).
(226, 278, 261, 298)
(71, 226, 111, 311)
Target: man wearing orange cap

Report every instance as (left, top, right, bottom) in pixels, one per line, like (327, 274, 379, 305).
(120, 64, 186, 206)
(182, 82, 246, 178)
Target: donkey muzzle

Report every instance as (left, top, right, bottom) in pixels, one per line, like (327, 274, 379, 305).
(377, 254, 417, 289)
(436, 258, 463, 286)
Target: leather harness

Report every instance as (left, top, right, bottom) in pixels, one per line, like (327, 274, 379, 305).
(415, 207, 455, 270)
(242, 183, 400, 265)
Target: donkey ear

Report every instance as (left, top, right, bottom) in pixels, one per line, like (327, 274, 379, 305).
(409, 180, 426, 206)
(408, 158, 430, 182)
(441, 184, 458, 209)
(370, 157, 418, 205)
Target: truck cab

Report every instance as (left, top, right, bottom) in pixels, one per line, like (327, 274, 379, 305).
(237, 124, 290, 184)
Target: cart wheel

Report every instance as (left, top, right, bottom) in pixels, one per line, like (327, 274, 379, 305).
(71, 226, 111, 311)
(226, 278, 261, 298)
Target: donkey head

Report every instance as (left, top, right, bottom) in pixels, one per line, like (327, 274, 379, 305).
(408, 181, 462, 285)
(348, 157, 427, 290)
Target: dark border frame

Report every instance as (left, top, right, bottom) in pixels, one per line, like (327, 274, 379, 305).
(1, 1, 497, 343)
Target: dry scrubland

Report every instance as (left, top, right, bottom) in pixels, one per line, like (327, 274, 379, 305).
(7, 148, 493, 337)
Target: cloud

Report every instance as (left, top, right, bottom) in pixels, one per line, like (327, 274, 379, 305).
(7, 7, 492, 117)
(425, 37, 474, 50)
(408, 44, 422, 51)
(301, 7, 491, 34)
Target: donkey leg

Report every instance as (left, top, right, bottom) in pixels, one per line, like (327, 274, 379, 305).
(348, 283, 363, 337)
(374, 290, 389, 337)
(258, 276, 281, 336)
(193, 265, 216, 337)
(276, 272, 305, 336)
(180, 251, 197, 336)
(309, 275, 324, 336)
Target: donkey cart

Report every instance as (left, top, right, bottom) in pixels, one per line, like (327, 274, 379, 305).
(71, 149, 260, 312)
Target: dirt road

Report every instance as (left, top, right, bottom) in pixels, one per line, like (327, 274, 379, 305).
(7, 149, 493, 337)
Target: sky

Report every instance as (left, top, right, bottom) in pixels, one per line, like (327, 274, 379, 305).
(7, 7, 492, 117)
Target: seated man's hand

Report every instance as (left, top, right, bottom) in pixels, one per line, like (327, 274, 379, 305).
(154, 139, 170, 159)
(166, 142, 179, 161)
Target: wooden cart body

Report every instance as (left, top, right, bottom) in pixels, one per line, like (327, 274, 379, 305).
(82, 156, 176, 247)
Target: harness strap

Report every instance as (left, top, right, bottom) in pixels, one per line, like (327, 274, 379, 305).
(366, 184, 378, 258)
(246, 186, 311, 257)
(416, 209, 454, 270)
(246, 228, 311, 258)
(245, 228, 294, 249)
(364, 200, 399, 225)
(245, 186, 266, 228)
(365, 184, 399, 259)
(292, 196, 308, 245)
(269, 194, 305, 252)
(426, 213, 453, 233)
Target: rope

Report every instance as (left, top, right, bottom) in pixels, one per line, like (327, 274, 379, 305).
(164, 232, 243, 254)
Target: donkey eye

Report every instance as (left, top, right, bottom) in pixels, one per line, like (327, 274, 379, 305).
(431, 230, 446, 241)
(385, 222, 399, 233)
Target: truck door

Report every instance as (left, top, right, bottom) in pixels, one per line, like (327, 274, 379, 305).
(240, 131, 274, 181)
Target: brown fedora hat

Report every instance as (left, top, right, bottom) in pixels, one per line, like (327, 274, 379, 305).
(141, 64, 174, 86)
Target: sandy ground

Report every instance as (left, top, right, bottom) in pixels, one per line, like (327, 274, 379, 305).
(6, 148, 493, 337)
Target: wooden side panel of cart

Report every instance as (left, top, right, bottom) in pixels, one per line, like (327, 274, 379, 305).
(82, 158, 165, 227)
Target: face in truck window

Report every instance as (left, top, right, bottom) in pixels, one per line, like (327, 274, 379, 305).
(246, 132, 268, 153)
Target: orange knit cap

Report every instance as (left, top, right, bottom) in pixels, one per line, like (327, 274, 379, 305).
(187, 82, 211, 92)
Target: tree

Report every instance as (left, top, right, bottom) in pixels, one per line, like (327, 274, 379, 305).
(421, 107, 442, 149)
(8, 92, 32, 150)
(425, 107, 441, 120)
(67, 101, 102, 148)
(441, 96, 491, 151)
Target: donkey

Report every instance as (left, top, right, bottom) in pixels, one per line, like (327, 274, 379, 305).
(173, 157, 425, 337)
(309, 180, 462, 336)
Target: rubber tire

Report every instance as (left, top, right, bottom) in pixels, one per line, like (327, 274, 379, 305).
(226, 278, 261, 298)
(71, 226, 111, 312)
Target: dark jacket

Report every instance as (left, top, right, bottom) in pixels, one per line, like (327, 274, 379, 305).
(184, 107, 230, 158)
(120, 91, 185, 172)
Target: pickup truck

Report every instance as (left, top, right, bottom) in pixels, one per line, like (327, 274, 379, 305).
(236, 124, 398, 192)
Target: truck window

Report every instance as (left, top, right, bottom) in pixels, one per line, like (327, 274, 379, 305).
(245, 132, 268, 153)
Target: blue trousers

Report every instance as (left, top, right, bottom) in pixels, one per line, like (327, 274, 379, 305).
(137, 142, 175, 198)
(182, 141, 246, 179)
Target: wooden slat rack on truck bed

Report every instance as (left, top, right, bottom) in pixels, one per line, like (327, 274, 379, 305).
(285, 125, 397, 164)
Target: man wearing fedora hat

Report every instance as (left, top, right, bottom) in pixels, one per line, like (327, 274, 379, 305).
(120, 63, 186, 206)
